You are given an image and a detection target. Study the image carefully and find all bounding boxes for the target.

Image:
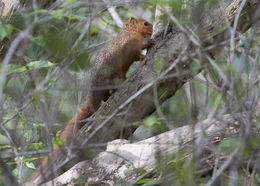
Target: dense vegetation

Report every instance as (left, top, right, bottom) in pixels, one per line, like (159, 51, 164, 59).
(0, 0, 259, 185)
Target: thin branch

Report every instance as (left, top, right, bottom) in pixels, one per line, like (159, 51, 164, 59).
(229, 0, 248, 64)
(103, 0, 123, 28)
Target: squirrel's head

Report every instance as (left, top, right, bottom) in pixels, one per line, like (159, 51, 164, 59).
(124, 17, 153, 38)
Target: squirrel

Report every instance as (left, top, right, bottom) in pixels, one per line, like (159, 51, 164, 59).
(30, 17, 153, 183)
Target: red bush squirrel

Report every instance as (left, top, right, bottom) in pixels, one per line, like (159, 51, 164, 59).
(30, 17, 153, 182)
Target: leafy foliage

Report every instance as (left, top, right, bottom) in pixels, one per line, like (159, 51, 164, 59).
(0, 0, 259, 185)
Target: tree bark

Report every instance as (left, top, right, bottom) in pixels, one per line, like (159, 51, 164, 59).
(44, 112, 260, 185)
(30, 0, 260, 184)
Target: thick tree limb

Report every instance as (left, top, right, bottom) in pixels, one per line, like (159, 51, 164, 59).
(44, 114, 260, 185)
(30, 0, 259, 184)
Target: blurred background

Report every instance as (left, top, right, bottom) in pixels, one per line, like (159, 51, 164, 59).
(0, 0, 259, 185)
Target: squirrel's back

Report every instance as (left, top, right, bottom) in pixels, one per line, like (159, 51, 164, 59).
(29, 17, 153, 184)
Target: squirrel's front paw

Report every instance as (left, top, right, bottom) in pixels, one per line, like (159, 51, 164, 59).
(148, 39, 155, 48)
(139, 54, 146, 61)
(142, 39, 155, 50)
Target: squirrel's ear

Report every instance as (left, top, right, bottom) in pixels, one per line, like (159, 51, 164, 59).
(125, 17, 137, 28)
(129, 17, 137, 23)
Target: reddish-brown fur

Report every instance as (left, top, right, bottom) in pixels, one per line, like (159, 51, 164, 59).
(30, 17, 153, 182)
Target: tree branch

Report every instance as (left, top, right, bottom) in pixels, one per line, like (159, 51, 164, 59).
(44, 114, 260, 185)
(30, 0, 260, 184)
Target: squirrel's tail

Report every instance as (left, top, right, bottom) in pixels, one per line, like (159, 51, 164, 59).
(30, 103, 93, 182)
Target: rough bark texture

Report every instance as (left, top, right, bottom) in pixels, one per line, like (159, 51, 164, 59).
(44, 114, 260, 185)
(29, 0, 259, 184)
(0, 0, 55, 62)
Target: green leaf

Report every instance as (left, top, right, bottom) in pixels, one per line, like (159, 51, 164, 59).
(56, 130, 62, 138)
(54, 138, 66, 147)
(6, 60, 56, 74)
(124, 167, 134, 173)
(136, 178, 155, 184)
(23, 129, 34, 142)
(48, 79, 55, 85)
(144, 115, 157, 127)
(27, 60, 56, 68)
(8, 64, 27, 73)
(54, 130, 66, 146)
(37, 9, 48, 14)
(28, 35, 46, 47)
(67, 13, 86, 20)
(12, 168, 18, 176)
(219, 136, 238, 154)
(29, 141, 44, 150)
(132, 122, 141, 127)
(25, 162, 36, 169)
(0, 24, 13, 40)
(89, 25, 99, 36)
(51, 9, 63, 20)
(138, 169, 147, 175)
(61, 0, 78, 7)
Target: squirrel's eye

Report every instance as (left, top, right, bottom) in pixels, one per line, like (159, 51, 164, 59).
(144, 22, 148, 26)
